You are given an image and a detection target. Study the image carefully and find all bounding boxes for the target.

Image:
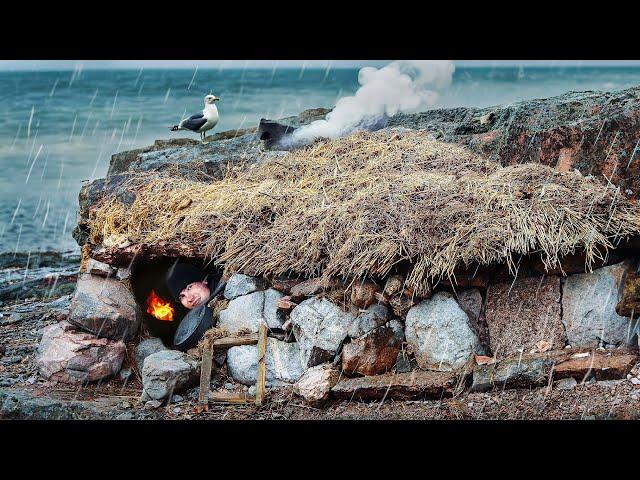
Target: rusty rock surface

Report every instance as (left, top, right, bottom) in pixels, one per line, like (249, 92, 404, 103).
(342, 320, 404, 376)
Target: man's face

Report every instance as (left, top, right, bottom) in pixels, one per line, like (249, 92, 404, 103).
(178, 281, 211, 309)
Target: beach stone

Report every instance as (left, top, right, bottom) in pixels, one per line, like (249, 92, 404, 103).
(562, 261, 638, 347)
(226, 338, 304, 386)
(141, 350, 199, 401)
(263, 288, 286, 329)
(290, 297, 356, 368)
(347, 303, 389, 339)
(135, 338, 169, 372)
(223, 274, 267, 300)
(342, 320, 404, 376)
(36, 321, 125, 385)
(294, 363, 340, 407)
(68, 273, 141, 341)
(485, 276, 565, 359)
(405, 291, 480, 371)
(218, 290, 265, 334)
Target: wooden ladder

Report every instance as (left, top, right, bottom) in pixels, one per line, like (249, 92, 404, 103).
(195, 322, 268, 412)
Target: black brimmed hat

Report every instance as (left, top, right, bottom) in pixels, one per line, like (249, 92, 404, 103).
(166, 261, 208, 302)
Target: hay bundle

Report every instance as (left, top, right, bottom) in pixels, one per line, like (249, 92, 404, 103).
(89, 130, 640, 293)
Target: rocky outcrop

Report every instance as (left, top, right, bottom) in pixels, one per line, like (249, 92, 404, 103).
(226, 338, 304, 386)
(562, 261, 637, 347)
(485, 276, 565, 358)
(141, 350, 200, 402)
(290, 297, 355, 368)
(68, 273, 141, 341)
(405, 292, 480, 371)
(36, 321, 125, 385)
(293, 363, 340, 407)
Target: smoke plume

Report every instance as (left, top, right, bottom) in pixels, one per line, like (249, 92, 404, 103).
(288, 60, 455, 145)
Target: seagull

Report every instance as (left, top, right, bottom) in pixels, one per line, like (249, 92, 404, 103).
(170, 94, 220, 144)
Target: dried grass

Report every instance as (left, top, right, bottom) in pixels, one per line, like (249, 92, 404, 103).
(89, 129, 640, 292)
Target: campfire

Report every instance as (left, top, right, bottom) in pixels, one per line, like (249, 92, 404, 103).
(146, 289, 174, 321)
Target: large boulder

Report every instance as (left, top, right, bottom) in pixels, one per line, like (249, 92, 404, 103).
(342, 320, 404, 376)
(405, 291, 480, 371)
(290, 297, 356, 368)
(294, 363, 340, 407)
(36, 321, 125, 385)
(226, 338, 304, 386)
(68, 273, 141, 341)
(485, 276, 565, 358)
(223, 274, 267, 300)
(562, 261, 638, 347)
(218, 291, 264, 334)
(135, 338, 169, 372)
(141, 350, 200, 401)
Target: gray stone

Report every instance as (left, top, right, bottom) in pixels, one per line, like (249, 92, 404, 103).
(347, 304, 389, 339)
(290, 297, 356, 368)
(36, 321, 125, 385)
(68, 273, 141, 341)
(135, 338, 169, 372)
(471, 354, 557, 392)
(263, 288, 286, 329)
(294, 363, 340, 407)
(218, 291, 265, 334)
(405, 291, 481, 371)
(223, 274, 267, 300)
(86, 259, 115, 277)
(141, 350, 200, 401)
(226, 338, 304, 386)
(562, 261, 638, 348)
(555, 377, 578, 390)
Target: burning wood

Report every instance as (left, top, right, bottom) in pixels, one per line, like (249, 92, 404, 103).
(146, 289, 174, 321)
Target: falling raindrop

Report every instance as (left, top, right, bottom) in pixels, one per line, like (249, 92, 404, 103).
(27, 106, 34, 137)
(49, 78, 59, 97)
(164, 87, 171, 103)
(110, 91, 118, 118)
(187, 66, 199, 90)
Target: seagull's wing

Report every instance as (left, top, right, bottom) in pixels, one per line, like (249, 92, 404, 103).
(179, 112, 207, 132)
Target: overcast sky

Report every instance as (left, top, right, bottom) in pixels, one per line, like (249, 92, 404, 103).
(1, 60, 640, 71)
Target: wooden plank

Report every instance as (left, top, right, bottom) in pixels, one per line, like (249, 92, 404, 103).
(209, 391, 255, 404)
(255, 322, 268, 406)
(197, 335, 215, 411)
(212, 334, 259, 349)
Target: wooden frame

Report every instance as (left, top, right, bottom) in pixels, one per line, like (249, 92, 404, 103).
(196, 326, 268, 411)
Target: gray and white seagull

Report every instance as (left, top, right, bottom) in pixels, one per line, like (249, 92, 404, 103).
(170, 94, 220, 144)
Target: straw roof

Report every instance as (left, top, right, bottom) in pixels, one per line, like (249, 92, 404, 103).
(89, 130, 640, 293)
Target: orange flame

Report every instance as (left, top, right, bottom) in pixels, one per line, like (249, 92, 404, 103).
(146, 289, 174, 321)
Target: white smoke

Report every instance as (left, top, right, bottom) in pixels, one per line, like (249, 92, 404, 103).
(289, 60, 455, 145)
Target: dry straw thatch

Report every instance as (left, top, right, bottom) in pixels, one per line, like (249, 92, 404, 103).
(90, 130, 640, 293)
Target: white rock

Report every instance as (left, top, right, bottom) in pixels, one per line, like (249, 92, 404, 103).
(294, 363, 339, 407)
(405, 291, 481, 371)
(223, 274, 267, 300)
(218, 291, 265, 334)
(226, 338, 304, 386)
(562, 261, 637, 347)
(290, 297, 356, 368)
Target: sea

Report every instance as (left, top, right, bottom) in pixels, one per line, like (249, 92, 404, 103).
(2, 65, 640, 254)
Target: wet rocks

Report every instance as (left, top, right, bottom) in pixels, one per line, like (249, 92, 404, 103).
(226, 337, 304, 386)
(331, 370, 457, 401)
(405, 292, 480, 371)
(350, 280, 381, 309)
(552, 349, 638, 381)
(342, 320, 404, 376)
(562, 261, 637, 347)
(471, 352, 559, 392)
(36, 321, 125, 385)
(218, 291, 264, 333)
(85, 259, 116, 277)
(141, 350, 200, 402)
(294, 363, 340, 407)
(68, 273, 141, 341)
(485, 276, 565, 358)
(223, 274, 267, 300)
(290, 297, 356, 368)
(135, 338, 169, 372)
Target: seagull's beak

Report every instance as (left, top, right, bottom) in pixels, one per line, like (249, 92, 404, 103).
(214, 97, 220, 102)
